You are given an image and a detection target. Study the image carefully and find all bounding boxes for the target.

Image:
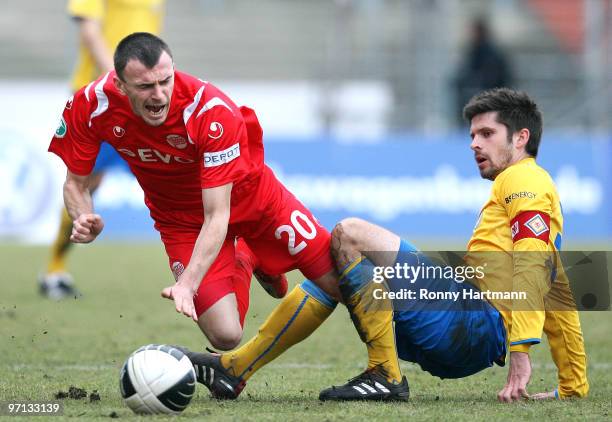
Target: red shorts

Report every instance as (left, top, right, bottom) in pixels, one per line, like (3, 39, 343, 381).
(158, 166, 334, 316)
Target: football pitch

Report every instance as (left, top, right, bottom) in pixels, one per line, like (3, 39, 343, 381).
(1, 243, 611, 421)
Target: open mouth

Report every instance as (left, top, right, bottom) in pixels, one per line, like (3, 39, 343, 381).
(475, 156, 488, 167)
(145, 104, 166, 117)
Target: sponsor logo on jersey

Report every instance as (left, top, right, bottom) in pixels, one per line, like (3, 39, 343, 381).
(208, 122, 224, 139)
(504, 191, 536, 204)
(525, 213, 549, 236)
(166, 134, 188, 149)
(55, 117, 67, 138)
(203, 143, 240, 167)
(171, 261, 185, 281)
(65, 96, 73, 110)
(113, 126, 125, 138)
(117, 147, 195, 164)
(511, 221, 519, 239)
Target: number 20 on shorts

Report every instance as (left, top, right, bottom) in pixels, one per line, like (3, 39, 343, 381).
(275, 210, 317, 255)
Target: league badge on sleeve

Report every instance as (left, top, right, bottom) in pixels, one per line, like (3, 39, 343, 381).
(55, 117, 67, 138)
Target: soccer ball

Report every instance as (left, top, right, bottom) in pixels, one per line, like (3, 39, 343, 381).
(119, 344, 196, 415)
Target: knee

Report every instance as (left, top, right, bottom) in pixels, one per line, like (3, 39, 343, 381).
(204, 327, 243, 351)
(331, 217, 365, 253)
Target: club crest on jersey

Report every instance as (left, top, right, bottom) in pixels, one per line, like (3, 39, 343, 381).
(171, 261, 185, 281)
(525, 214, 549, 236)
(65, 95, 73, 110)
(166, 134, 188, 149)
(113, 126, 125, 138)
(55, 117, 67, 138)
(208, 122, 224, 139)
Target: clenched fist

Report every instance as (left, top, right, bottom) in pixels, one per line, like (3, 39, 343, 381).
(71, 213, 104, 243)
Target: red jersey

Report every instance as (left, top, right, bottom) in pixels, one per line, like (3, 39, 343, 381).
(49, 70, 265, 225)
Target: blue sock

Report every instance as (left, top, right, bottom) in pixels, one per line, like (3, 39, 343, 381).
(299, 279, 338, 309)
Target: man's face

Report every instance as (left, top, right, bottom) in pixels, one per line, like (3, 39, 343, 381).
(469, 111, 515, 180)
(114, 51, 174, 126)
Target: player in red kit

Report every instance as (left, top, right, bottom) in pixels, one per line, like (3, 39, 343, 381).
(50, 33, 407, 399)
(48, 32, 335, 349)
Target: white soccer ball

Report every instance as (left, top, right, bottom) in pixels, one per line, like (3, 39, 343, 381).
(119, 344, 196, 415)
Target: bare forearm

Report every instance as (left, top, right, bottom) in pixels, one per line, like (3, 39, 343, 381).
(182, 214, 229, 290)
(160, 183, 232, 320)
(79, 19, 113, 72)
(63, 178, 94, 220)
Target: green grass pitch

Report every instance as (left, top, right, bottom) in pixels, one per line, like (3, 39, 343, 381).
(1, 243, 611, 421)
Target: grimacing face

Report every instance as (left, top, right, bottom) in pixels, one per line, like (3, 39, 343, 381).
(469, 111, 516, 180)
(114, 51, 174, 126)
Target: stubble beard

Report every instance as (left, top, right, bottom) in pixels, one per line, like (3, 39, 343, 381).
(480, 145, 514, 181)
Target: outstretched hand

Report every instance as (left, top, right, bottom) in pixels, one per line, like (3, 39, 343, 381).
(161, 280, 198, 322)
(498, 352, 531, 402)
(70, 213, 104, 243)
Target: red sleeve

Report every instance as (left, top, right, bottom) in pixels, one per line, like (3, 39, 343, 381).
(48, 88, 101, 175)
(192, 105, 250, 189)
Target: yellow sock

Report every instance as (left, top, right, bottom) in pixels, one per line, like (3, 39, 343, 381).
(47, 208, 74, 274)
(221, 281, 336, 380)
(340, 257, 402, 383)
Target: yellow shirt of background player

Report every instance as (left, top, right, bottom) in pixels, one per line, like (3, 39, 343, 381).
(68, 0, 165, 91)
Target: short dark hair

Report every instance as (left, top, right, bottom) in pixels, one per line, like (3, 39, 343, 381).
(463, 88, 543, 157)
(114, 32, 173, 80)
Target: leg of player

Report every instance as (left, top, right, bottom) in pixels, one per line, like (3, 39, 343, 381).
(182, 220, 406, 401)
(190, 237, 288, 350)
(319, 217, 409, 401)
(176, 168, 404, 399)
(179, 277, 338, 399)
(235, 238, 288, 300)
(197, 294, 243, 350)
(165, 235, 246, 351)
(218, 271, 339, 379)
(323, 218, 508, 400)
(39, 171, 104, 299)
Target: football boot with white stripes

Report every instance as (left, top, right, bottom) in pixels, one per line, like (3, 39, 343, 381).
(319, 371, 409, 401)
(174, 347, 245, 400)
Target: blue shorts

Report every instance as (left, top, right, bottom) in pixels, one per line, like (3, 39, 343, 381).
(93, 142, 129, 173)
(391, 240, 507, 379)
